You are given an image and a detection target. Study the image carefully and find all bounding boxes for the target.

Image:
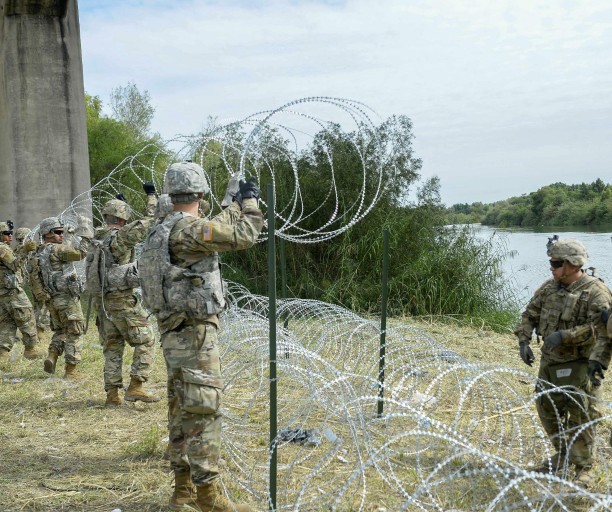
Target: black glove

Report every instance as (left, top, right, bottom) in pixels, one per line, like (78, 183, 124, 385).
(543, 330, 566, 351)
(519, 341, 535, 367)
(588, 360, 605, 387)
(143, 182, 156, 196)
(602, 308, 610, 324)
(238, 177, 260, 201)
(116, 192, 127, 202)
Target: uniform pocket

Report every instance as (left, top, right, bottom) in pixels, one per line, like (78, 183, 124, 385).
(546, 360, 589, 389)
(181, 367, 223, 415)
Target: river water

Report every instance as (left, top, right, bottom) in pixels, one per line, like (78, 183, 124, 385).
(471, 224, 612, 307)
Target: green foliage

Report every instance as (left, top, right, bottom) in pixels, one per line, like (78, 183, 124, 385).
(217, 119, 517, 331)
(109, 81, 155, 141)
(446, 180, 612, 227)
(85, 88, 171, 219)
(86, 89, 516, 328)
(125, 424, 164, 458)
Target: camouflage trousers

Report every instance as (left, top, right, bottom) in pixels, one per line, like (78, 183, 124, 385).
(47, 293, 84, 365)
(33, 297, 51, 332)
(536, 359, 602, 467)
(0, 289, 38, 352)
(162, 321, 223, 485)
(96, 293, 155, 391)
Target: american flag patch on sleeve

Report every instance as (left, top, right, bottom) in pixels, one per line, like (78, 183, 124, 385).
(202, 224, 213, 241)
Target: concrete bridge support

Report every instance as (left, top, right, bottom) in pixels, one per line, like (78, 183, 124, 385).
(0, 0, 91, 230)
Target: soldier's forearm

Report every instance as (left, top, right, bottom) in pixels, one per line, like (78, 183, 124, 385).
(560, 323, 594, 345)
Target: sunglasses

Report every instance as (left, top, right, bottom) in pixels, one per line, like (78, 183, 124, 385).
(52, 229, 64, 235)
(549, 259, 564, 269)
(2, 231, 13, 236)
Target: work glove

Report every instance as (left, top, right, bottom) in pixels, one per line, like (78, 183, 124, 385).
(116, 192, 127, 202)
(519, 341, 535, 367)
(238, 177, 260, 201)
(588, 360, 605, 387)
(221, 174, 241, 208)
(75, 215, 94, 239)
(142, 182, 156, 196)
(24, 239, 36, 252)
(543, 330, 567, 351)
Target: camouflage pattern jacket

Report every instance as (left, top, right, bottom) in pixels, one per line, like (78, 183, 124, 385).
(93, 194, 157, 301)
(0, 241, 23, 295)
(590, 313, 612, 369)
(514, 272, 612, 365)
(143, 197, 263, 334)
(30, 238, 89, 301)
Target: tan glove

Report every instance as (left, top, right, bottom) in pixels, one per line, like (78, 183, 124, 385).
(75, 215, 94, 239)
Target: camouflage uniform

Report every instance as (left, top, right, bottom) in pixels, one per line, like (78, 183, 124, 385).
(93, 195, 157, 393)
(14, 230, 51, 334)
(30, 222, 89, 368)
(0, 238, 39, 357)
(515, 272, 612, 467)
(140, 194, 263, 486)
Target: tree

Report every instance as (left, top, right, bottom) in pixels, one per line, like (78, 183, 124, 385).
(109, 81, 155, 140)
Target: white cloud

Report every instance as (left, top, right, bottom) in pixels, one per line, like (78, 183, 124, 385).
(79, 0, 612, 204)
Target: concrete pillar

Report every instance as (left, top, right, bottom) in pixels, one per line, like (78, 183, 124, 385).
(0, 0, 91, 230)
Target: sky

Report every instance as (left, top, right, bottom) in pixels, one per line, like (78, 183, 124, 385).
(78, 0, 612, 206)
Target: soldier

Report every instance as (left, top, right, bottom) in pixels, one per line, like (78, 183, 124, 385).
(0, 221, 42, 363)
(30, 216, 90, 379)
(87, 184, 159, 406)
(515, 239, 611, 486)
(139, 162, 263, 512)
(14, 227, 52, 336)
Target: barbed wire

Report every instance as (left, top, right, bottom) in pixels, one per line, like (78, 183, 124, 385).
(220, 281, 612, 511)
(16, 97, 612, 509)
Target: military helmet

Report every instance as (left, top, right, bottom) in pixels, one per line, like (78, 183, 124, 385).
(15, 227, 31, 240)
(547, 238, 588, 266)
(39, 217, 63, 236)
(163, 162, 210, 196)
(102, 199, 131, 221)
(0, 221, 11, 233)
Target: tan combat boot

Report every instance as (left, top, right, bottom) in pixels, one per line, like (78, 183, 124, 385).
(124, 376, 160, 403)
(105, 387, 123, 407)
(63, 363, 86, 380)
(44, 348, 60, 374)
(194, 480, 252, 512)
(23, 344, 45, 360)
(168, 471, 197, 510)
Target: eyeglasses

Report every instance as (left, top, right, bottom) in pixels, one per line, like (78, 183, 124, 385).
(1, 231, 12, 236)
(52, 229, 64, 235)
(549, 259, 564, 269)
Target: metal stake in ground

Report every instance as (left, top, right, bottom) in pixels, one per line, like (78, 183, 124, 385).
(377, 228, 390, 417)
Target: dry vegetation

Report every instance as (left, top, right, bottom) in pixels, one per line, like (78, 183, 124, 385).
(1, 319, 611, 511)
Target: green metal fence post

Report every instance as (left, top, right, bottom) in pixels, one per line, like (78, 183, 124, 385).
(267, 184, 278, 511)
(377, 228, 389, 417)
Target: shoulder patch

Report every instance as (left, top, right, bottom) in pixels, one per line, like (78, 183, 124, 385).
(202, 224, 213, 242)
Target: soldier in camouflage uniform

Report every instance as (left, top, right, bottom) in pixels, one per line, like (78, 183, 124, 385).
(14, 227, 52, 336)
(30, 216, 91, 379)
(515, 239, 612, 486)
(88, 184, 159, 406)
(139, 162, 262, 512)
(0, 221, 42, 364)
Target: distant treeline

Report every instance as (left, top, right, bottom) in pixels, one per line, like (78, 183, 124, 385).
(447, 179, 612, 227)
